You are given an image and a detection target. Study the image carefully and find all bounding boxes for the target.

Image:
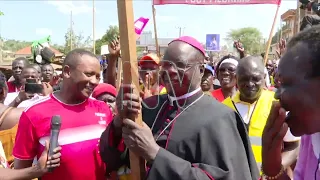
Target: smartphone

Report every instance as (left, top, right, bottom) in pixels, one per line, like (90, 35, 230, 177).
(25, 79, 43, 94)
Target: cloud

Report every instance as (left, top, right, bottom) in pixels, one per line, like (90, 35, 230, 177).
(156, 15, 177, 23)
(47, 1, 95, 15)
(36, 28, 53, 36)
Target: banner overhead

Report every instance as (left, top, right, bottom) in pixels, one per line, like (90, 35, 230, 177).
(153, 0, 281, 5)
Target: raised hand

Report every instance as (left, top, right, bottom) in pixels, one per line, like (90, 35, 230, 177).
(108, 36, 120, 57)
(262, 101, 288, 177)
(234, 40, 244, 53)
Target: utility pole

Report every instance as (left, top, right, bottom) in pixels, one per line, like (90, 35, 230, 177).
(176, 26, 185, 37)
(93, 0, 96, 54)
(70, 11, 73, 51)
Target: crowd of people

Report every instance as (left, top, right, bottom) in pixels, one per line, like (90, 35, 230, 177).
(0, 23, 320, 180)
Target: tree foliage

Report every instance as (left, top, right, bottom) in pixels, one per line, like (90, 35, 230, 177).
(95, 25, 119, 55)
(226, 27, 264, 55)
(63, 28, 93, 54)
(2, 39, 32, 52)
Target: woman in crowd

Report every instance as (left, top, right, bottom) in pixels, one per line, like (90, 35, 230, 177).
(201, 64, 215, 95)
(92, 83, 117, 117)
(211, 55, 238, 102)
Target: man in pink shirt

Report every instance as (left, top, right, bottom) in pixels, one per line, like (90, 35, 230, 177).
(13, 49, 113, 180)
(261, 25, 320, 179)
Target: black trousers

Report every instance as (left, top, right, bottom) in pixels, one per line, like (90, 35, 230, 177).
(300, 15, 320, 31)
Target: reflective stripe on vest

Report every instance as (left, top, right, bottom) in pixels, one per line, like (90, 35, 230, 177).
(250, 136, 262, 146)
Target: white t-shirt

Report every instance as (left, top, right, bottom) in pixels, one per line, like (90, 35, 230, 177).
(3, 92, 45, 108)
(17, 94, 45, 108)
(264, 67, 271, 88)
(235, 102, 300, 142)
(4, 92, 19, 106)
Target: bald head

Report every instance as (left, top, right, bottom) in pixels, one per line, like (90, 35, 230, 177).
(13, 57, 29, 66)
(164, 41, 204, 64)
(236, 55, 265, 75)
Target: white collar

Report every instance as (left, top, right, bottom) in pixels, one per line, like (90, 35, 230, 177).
(168, 87, 201, 105)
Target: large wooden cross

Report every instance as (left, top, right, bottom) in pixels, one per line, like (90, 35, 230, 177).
(117, 0, 146, 180)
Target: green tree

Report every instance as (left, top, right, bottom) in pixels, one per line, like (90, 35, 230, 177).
(226, 27, 264, 55)
(63, 28, 93, 54)
(0, 11, 4, 16)
(95, 25, 119, 55)
(51, 44, 65, 54)
(2, 39, 32, 52)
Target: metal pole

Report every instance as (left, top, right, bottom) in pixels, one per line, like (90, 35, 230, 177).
(93, 0, 96, 53)
(70, 11, 73, 51)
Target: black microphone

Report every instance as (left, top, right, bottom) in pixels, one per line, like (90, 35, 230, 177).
(48, 115, 61, 172)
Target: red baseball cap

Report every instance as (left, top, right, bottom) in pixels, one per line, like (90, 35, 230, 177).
(92, 83, 117, 98)
(139, 53, 160, 66)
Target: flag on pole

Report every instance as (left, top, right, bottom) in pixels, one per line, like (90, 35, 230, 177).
(134, 17, 149, 36)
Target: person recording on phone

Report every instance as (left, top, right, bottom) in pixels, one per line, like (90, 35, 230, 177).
(0, 141, 61, 180)
(6, 65, 52, 108)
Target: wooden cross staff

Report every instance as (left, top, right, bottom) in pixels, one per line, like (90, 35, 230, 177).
(117, 0, 146, 180)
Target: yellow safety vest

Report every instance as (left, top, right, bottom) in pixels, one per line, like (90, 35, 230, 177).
(270, 76, 275, 86)
(223, 90, 275, 169)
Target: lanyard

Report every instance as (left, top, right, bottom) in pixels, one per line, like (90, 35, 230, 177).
(151, 93, 204, 141)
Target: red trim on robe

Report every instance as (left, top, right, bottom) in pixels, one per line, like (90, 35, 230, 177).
(108, 124, 125, 152)
(211, 88, 225, 102)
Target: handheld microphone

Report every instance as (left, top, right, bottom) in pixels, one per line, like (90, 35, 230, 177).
(48, 115, 61, 172)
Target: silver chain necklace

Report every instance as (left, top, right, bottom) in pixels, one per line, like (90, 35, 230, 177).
(151, 93, 204, 141)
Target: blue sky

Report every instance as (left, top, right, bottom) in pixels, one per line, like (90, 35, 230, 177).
(0, 0, 297, 46)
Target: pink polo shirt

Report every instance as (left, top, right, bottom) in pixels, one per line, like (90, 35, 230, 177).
(13, 93, 113, 180)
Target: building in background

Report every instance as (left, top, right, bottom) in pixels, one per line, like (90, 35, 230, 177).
(281, 9, 296, 42)
(136, 31, 174, 55)
(15, 46, 63, 61)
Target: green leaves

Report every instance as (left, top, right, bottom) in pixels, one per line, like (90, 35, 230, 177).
(95, 25, 119, 55)
(63, 28, 92, 53)
(226, 27, 264, 55)
(0, 11, 4, 16)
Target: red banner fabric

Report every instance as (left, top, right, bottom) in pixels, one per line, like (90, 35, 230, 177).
(153, 0, 281, 5)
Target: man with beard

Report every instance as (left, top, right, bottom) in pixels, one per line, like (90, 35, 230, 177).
(223, 56, 300, 174)
(41, 64, 54, 84)
(7, 57, 29, 93)
(100, 36, 259, 180)
(13, 49, 113, 180)
(261, 25, 320, 180)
